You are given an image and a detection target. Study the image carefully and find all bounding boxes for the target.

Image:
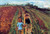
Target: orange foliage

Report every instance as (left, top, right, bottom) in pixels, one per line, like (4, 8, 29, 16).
(0, 6, 17, 34)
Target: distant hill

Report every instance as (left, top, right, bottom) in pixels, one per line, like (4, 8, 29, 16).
(29, 6, 50, 15)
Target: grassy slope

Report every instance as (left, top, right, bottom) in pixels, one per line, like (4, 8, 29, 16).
(32, 9, 50, 27)
(31, 9, 50, 34)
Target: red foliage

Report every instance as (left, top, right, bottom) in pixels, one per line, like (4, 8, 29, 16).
(0, 6, 17, 34)
(35, 15, 48, 30)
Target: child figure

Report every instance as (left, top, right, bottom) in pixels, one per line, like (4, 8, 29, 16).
(17, 18, 25, 34)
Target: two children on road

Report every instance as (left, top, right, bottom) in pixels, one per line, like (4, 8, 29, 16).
(17, 16, 31, 34)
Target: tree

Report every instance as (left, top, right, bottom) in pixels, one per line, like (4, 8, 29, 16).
(25, 3, 33, 6)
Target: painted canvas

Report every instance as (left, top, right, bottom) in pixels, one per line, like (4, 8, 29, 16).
(0, 0, 50, 34)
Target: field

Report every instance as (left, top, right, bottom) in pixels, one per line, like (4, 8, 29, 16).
(0, 6, 50, 34)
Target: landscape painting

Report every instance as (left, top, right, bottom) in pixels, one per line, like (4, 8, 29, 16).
(0, 0, 50, 34)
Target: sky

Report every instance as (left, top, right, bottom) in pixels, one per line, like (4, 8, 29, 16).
(0, 0, 50, 8)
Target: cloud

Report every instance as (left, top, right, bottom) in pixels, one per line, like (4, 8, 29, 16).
(0, 0, 50, 8)
(27, 0, 50, 8)
(8, 1, 27, 5)
(7, 0, 50, 8)
(44, 5, 49, 8)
